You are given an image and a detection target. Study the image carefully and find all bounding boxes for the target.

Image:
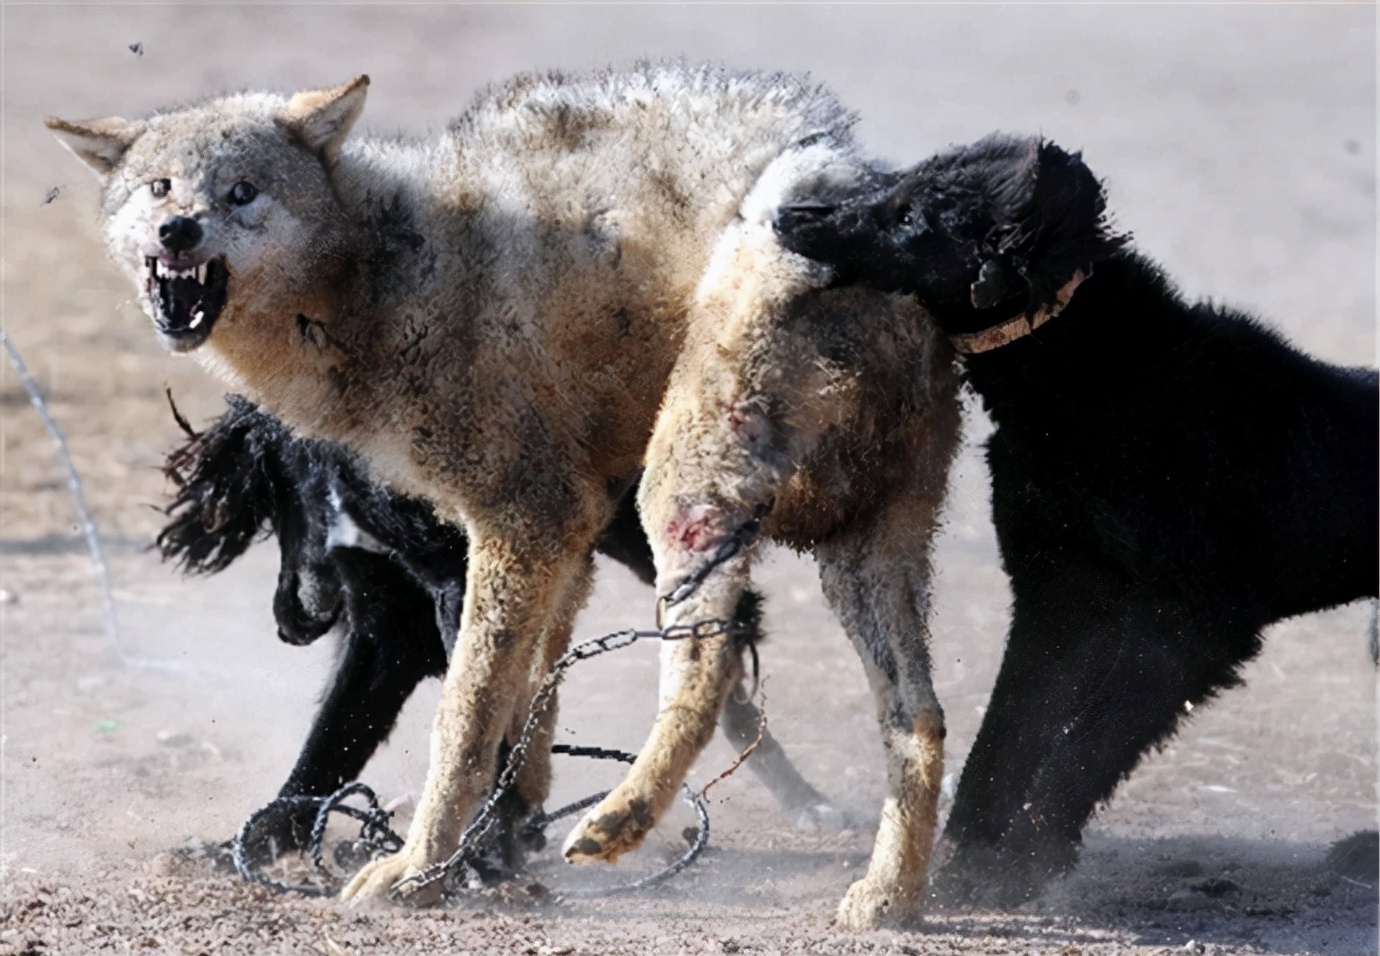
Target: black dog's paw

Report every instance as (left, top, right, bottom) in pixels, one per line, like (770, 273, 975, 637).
(932, 838, 1079, 910)
(222, 801, 316, 873)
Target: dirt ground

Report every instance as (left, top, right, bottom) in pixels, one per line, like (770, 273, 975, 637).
(1, 4, 1375, 955)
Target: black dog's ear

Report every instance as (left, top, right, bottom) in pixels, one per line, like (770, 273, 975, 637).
(977, 135, 1127, 310)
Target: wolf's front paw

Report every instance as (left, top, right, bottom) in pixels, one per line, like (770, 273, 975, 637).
(835, 876, 925, 931)
(560, 789, 656, 864)
(341, 850, 444, 907)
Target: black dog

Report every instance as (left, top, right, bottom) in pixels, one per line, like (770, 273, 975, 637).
(775, 135, 1379, 904)
(159, 396, 835, 868)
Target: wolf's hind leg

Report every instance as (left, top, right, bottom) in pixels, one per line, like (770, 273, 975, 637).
(561, 545, 753, 864)
(817, 495, 947, 930)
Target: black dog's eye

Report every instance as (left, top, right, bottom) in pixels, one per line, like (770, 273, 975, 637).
(227, 181, 258, 206)
(150, 179, 171, 198)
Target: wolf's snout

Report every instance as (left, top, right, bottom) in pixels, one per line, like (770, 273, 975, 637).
(159, 216, 203, 254)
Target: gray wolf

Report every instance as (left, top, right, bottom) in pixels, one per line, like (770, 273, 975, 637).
(158, 395, 836, 870)
(48, 64, 959, 926)
(774, 133, 1380, 904)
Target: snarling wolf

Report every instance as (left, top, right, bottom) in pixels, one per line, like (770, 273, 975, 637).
(158, 395, 838, 869)
(49, 64, 959, 926)
(775, 133, 1380, 905)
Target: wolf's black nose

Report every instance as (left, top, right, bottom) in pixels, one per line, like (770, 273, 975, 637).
(159, 216, 203, 254)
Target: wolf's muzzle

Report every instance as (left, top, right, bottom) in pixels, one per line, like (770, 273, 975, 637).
(159, 216, 204, 254)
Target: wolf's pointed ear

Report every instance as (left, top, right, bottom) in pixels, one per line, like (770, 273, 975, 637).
(45, 116, 145, 178)
(279, 75, 370, 164)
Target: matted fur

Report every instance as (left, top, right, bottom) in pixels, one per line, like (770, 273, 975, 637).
(49, 64, 960, 927)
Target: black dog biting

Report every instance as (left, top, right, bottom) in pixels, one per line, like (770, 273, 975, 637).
(159, 395, 836, 872)
(775, 134, 1379, 905)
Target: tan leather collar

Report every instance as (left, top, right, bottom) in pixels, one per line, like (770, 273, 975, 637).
(950, 269, 1087, 355)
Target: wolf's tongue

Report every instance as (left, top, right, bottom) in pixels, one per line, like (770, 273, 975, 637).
(163, 275, 204, 326)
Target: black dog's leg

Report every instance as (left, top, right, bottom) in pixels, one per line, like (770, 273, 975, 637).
(263, 550, 447, 856)
(992, 601, 1252, 902)
(938, 571, 1125, 902)
(942, 578, 1255, 906)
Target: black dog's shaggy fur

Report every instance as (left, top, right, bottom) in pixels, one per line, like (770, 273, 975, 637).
(775, 135, 1379, 904)
(159, 396, 831, 865)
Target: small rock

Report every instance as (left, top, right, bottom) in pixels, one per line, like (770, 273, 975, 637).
(0, 589, 18, 604)
(156, 730, 195, 748)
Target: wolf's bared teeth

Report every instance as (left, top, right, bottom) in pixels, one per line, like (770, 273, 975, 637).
(189, 309, 204, 329)
(196, 264, 207, 284)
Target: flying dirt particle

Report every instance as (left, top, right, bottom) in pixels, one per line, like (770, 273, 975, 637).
(42, 188, 59, 206)
(129, 42, 143, 57)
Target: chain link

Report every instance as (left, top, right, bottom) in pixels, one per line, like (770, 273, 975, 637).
(392, 614, 744, 898)
(232, 613, 743, 901)
(662, 517, 761, 609)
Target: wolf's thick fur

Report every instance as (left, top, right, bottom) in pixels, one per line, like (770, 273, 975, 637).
(50, 65, 959, 926)
(775, 134, 1380, 905)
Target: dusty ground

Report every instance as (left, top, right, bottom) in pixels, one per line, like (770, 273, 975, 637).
(1, 4, 1375, 955)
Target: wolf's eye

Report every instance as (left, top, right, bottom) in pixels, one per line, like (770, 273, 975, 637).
(150, 179, 171, 199)
(227, 181, 258, 206)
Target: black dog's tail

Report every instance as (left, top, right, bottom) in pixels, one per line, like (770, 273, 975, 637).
(157, 392, 284, 574)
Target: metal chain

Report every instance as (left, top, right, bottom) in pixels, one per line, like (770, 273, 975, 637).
(231, 784, 401, 897)
(529, 743, 710, 898)
(662, 517, 761, 609)
(392, 614, 744, 898)
(233, 516, 758, 899)
(231, 614, 743, 901)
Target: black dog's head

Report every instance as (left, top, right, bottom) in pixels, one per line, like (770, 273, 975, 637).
(158, 393, 344, 646)
(774, 134, 1126, 336)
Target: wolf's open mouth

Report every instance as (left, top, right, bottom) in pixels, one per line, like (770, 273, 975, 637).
(144, 256, 228, 348)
